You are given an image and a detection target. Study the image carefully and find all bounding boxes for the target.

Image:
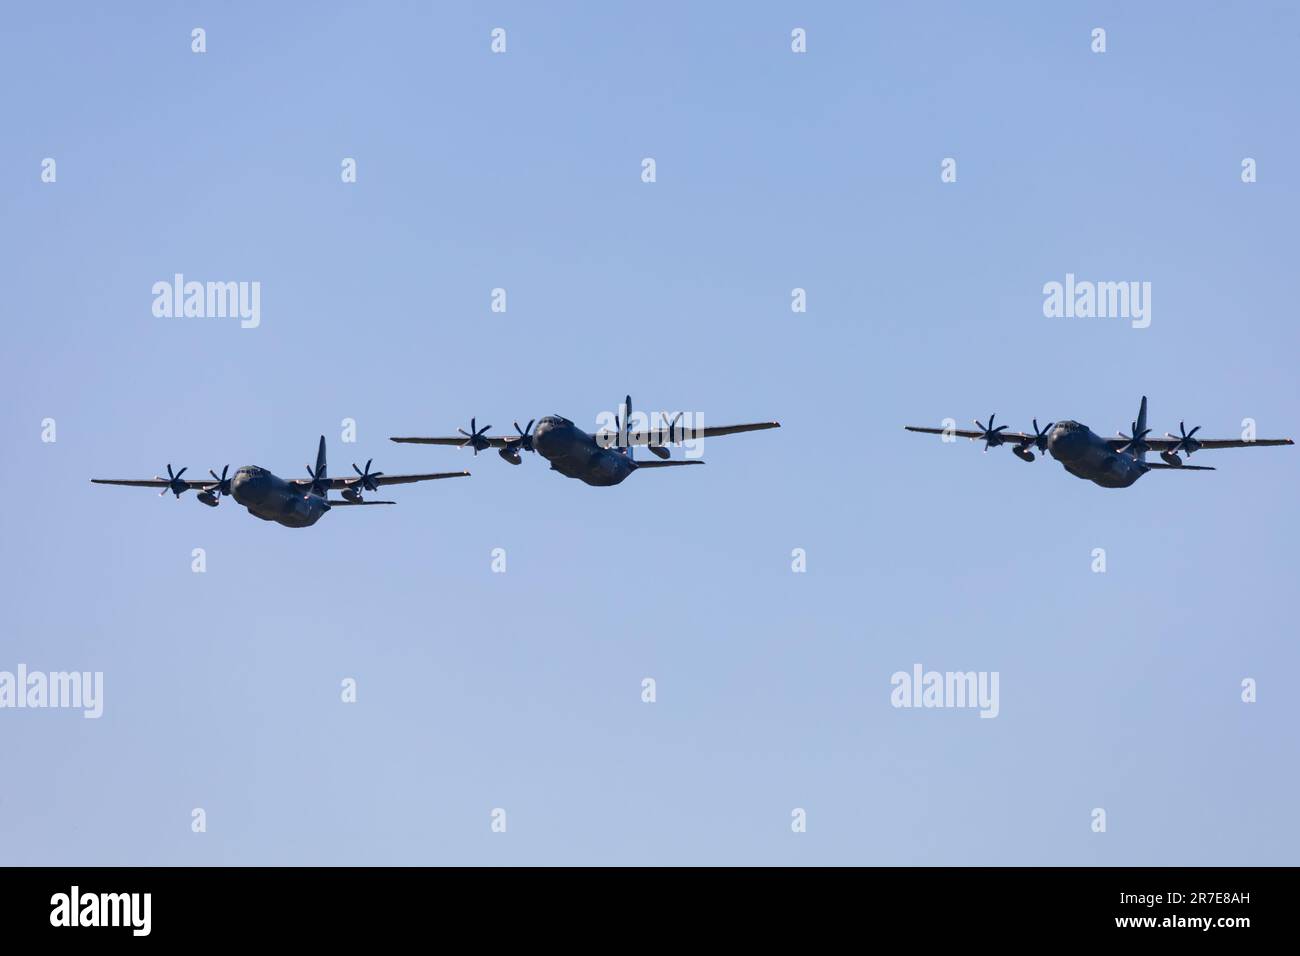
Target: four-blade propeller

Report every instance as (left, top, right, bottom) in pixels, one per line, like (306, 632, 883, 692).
(1012, 419, 1055, 461)
(197, 465, 233, 507)
(304, 462, 329, 496)
(1026, 419, 1055, 453)
(647, 411, 684, 459)
(658, 412, 683, 444)
(974, 414, 1008, 451)
(458, 418, 493, 455)
(156, 464, 189, 498)
(513, 420, 536, 452)
(351, 459, 384, 492)
(204, 465, 233, 497)
(1167, 421, 1202, 457)
(1117, 421, 1152, 456)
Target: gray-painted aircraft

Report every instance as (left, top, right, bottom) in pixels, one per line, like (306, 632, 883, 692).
(391, 396, 780, 487)
(906, 396, 1292, 488)
(91, 436, 469, 527)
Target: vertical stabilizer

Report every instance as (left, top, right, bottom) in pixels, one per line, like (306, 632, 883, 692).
(619, 395, 634, 461)
(305, 435, 328, 494)
(1134, 396, 1149, 461)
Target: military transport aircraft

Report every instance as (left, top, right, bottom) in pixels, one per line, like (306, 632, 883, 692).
(391, 396, 780, 487)
(92, 436, 469, 527)
(906, 396, 1292, 488)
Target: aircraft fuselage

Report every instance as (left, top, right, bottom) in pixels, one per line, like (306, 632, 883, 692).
(531, 416, 639, 486)
(1046, 422, 1148, 488)
(230, 466, 332, 526)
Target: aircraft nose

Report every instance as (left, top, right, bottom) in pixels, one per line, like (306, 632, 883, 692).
(1047, 427, 1079, 458)
(532, 419, 555, 450)
(230, 469, 256, 495)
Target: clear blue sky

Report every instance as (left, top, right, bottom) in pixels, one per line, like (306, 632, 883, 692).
(1, 2, 1296, 865)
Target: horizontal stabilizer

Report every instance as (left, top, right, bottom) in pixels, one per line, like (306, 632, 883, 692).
(1144, 463, 1215, 471)
(327, 499, 396, 505)
(634, 460, 705, 469)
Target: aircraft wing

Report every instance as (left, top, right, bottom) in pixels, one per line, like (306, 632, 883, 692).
(289, 471, 471, 490)
(389, 435, 518, 448)
(905, 426, 1037, 444)
(355, 470, 470, 487)
(91, 477, 216, 489)
(1105, 437, 1294, 452)
(597, 421, 781, 447)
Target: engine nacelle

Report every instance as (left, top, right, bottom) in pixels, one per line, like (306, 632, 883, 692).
(1160, 451, 1182, 466)
(1012, 446, 1035, 462)
(498, 447, 522, 465)
(341, 487, 362, 502)
(196, 491, 220, 507)
(647, 445, 671, 460)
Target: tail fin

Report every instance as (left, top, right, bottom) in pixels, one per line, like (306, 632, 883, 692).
(619, 395, 633, 461)
(1134, 396, 1148, 462)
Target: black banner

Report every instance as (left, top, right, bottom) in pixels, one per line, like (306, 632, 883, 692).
(0, 866, 1276, 941)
